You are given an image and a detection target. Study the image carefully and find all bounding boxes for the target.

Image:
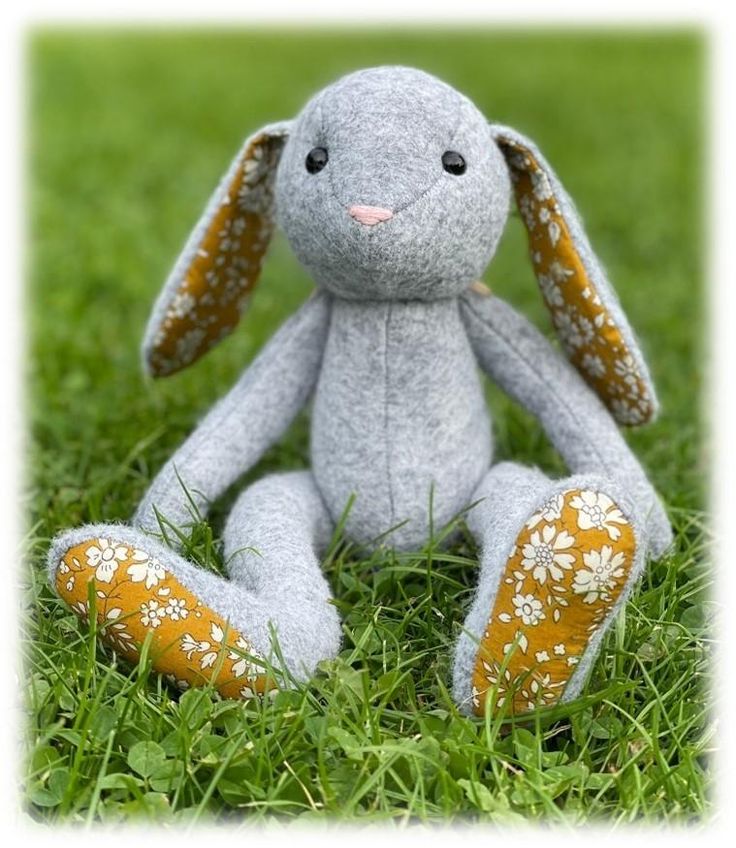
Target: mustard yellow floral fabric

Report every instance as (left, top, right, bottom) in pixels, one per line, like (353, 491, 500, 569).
(56, 538, 276, 700)
(147, 133, 284, 377)
(471, 488, 635, 716)
(498, 137, 655, 427)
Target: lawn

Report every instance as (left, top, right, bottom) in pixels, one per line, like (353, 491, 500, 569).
(24, 27, 711, 823)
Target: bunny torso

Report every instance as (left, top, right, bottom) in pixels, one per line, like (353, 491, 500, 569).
(311, 295, 492, 550)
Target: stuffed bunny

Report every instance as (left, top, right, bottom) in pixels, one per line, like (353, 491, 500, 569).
(47, 66, 672, 716)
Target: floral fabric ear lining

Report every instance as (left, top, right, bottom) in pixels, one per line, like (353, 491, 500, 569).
(56, 538, 276, 699)
(145, 130, 287, 377)
(498, 137, 656, 426)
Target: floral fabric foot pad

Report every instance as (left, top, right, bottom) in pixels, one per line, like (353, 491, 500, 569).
(471, 489, 636, 716)
(54, 537, 276, 700)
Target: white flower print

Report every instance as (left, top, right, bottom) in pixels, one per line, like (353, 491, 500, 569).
(220, 276, 245, 306)
(228, 636, 259, 679)
(553, 310, 584, 349)
(103, 607, 135, 652)
(217, 219, 242, 254)
(168, 291, 196, 319)
(512, 593, 546, 626)
(538, 273, 564, 307)
(240, 151, 278, 214)
(520, 525, 576, 584)
(127, 550, 166, 590)
(58, 559, 70, 575)
(611, 397, 646, 425)
(200, 651, 218, 670)
(480, 661, 514, 709)
(71, 600, 89, 622)
(518, 193, 537, 230)
(581, 352, 606, 379)
(548, 220, 561, 246)
(240, 684, 277, 701)
(569, 490, 628, 540)
(520, 674, 561, 711)
(140, 600, 166, 629)
(530, 169, 553, 201)
(85, 538, 128, 583)
(549, 261, 575, 284)
(196, 622, 226, 670)
(577, 316, 595, 345)
(572, 545, 627, 603)
(181, 633, 209, 660)
(526, 493, 565, 529)
(567, 656, 580, 667)
(535, 650, 550, 663)
(165, 598, 188, 622)
(175, 327, 206, 363)
(502, 630, 529, 656)
(613, 355, 639, 387)
(553, 643, 566, 656)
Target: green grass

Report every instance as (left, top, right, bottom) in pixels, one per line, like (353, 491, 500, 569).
(24, 27, 711, 823)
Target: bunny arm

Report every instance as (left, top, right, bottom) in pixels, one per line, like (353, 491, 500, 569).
(133, 291, 332, 541)
(459, 289, 672, 558)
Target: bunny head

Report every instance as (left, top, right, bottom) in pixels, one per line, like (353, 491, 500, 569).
(274, 66, 510, 302)
(143, 65, 658, 426)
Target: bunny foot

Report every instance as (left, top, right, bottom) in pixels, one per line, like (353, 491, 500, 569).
(48, 525, 276, 700)
(468, 486, 640, 717)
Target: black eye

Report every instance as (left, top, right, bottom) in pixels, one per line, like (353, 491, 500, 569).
(306, 147, 328, 174)
(442, 151, 466, 175)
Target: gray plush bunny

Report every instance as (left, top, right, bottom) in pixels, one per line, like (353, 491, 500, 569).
(48, 66, 672, 716)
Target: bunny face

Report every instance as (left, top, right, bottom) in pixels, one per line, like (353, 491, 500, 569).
(275, 67, 511, 301)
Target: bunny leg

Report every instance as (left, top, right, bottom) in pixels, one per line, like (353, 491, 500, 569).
(47, 471, 340, 699)
(453, 461, 647, 717)
(220, 470, 341, 682)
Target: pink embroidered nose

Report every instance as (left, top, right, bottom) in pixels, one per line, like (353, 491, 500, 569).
(348, 205, 394, 226)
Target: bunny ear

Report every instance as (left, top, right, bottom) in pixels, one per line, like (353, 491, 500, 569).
(143, 122, 290, 377)
(492, 124, 658, 426)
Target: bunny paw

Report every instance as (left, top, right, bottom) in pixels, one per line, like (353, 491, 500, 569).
(50, 527, 276, 700)
(470, 488, 637, 716)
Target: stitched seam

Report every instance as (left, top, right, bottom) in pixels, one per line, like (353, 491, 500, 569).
(383, 303, 396, 526)
(322, 97, 463, 217)
(462, 298, 614, 476)
(388, 103, 463, 215)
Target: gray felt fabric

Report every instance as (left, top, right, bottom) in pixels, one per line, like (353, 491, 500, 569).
(50, 65, 672, 712)
(134, 291, 331, 540)
(311, 296, 492, 551)
(223, 470, 335, 595)
(452, 463, 647, 715)
(49, 471, 341, 683)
